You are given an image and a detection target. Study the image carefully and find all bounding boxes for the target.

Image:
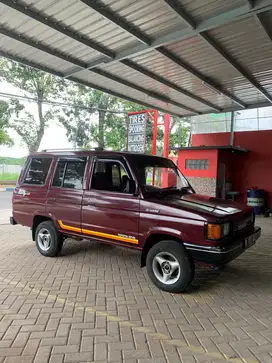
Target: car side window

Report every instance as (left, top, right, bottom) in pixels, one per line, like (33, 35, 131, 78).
(52, 158, 86, 189)
(23, 157, 52, 185)
(91, 160, 131, 193)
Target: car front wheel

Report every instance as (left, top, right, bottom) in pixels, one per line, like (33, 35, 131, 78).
(35, 220, 63, 257)
(146, 240, 194, 293)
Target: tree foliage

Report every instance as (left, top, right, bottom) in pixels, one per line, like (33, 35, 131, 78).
(0, 60, 65, 152)
(57, 88, 190, 152)
(0, 100, 13, 147)
(57, 85, 128, 149)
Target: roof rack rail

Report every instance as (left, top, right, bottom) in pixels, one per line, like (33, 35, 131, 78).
(41, 147, 104, 152)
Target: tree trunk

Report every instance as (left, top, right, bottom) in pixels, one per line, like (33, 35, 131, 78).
(98, 110, 105, 148)
(30, 98, 45, 152)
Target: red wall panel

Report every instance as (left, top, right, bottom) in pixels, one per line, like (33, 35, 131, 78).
(192, 131, 272, 206)
(178, 149, 218, 178)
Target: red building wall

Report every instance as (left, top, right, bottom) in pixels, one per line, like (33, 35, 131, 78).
(178, 149, 218, 196)
(178, 149, 218, 178)
(192, 131, 272, 206)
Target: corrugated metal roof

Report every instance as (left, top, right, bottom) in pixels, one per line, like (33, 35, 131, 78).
(0, 0, 272, 117)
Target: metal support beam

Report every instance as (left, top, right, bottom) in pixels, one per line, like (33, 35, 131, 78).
(121, 60, 221, 111)
(0, 26, 198, 114)
(163, 0, 195, 28)
(246, 0, 254, 8)
(156, 47, 246, 108)
(0, 0, 115, 59)
(79, 0, 151, 45)
(2, 0, 272, 112)
(78, 0, 242, 110)
(2, 46, 272, 115)
(6, 0, 270, 78)
(0, 27, 88, 70)
(0, 50, 187, 117)
(66, 0, 272, 75)
(0, 50, 64, 78)
(256, 12, 272, 42)
(90, 68, 199, 114)
(200, 32, 272, 103)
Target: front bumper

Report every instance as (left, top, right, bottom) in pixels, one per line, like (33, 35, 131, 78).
(184, 226, 261, 266)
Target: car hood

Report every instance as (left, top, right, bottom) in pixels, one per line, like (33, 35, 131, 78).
(149, 193, 251, 218)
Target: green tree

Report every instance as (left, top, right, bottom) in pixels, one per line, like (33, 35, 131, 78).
(169, 117, 190, 150)
(57, 85, 130, 149)
(57, 86, 190, 153)
(0, 60, 65, 152)
(0, 100, 13, 147)
(58, 84, 125, 148)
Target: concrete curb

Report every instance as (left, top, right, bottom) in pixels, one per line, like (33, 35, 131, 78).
(0, 187, 15, 192)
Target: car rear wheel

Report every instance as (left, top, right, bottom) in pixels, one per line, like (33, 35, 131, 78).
(35, 221, 63, 257)
(146, 240, 194, 293)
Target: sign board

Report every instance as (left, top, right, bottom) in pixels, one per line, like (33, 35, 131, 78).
(127, 112, 147, 153)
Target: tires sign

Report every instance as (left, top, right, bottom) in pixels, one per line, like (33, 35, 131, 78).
(127, 112, 147, 153)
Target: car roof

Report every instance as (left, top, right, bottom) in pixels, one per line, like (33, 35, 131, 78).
(30, 150, 169, 161)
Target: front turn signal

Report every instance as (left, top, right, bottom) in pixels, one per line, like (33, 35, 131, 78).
(207, 223, 222, 240)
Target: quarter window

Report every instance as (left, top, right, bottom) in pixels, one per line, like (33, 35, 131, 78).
(24, 157, 52, 185)
(52, 158, 86, 189)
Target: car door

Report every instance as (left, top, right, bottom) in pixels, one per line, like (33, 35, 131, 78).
(13, 156, 54, 227)
(82, 156, 140, 247)
(46, 156, 87, 234)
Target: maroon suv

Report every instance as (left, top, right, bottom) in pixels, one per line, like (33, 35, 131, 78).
(11, 150, 261, 293)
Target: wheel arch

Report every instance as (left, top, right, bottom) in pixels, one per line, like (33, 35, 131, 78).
(141, 232, 185, 268)
(32, 215, 56, 241)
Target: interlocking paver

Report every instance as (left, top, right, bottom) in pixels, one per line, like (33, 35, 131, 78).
(22, 340, 40, 356)
(33, 346, 51, 363)
(0, 219, 272, 363)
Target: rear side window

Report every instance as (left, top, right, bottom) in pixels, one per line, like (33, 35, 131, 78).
(24, 157, 52, 185)
(52, 158, 87, 189)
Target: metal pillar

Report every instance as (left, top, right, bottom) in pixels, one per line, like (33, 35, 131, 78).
(230, 111, 235, 146)
(151, 110, 159, 156)
(163, 114, 170, 158)
(162, 113, 171, 187)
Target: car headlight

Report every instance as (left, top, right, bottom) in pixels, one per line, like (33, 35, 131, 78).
(222, 222, 231, 237)
(206, 222, 231, 240)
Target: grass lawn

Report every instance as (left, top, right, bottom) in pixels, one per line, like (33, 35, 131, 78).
(0, 173, 19, 182)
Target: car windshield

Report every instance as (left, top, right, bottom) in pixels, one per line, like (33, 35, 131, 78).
(130, 155, 191, 193)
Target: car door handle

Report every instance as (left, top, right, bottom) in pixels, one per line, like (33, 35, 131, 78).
(83, 198, 95, 206)
(48, 197, 56, 202)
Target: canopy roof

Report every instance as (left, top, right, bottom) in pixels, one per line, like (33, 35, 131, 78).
(1, 0, 272, 117)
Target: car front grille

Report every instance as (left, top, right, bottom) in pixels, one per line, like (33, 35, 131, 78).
(233, 213, 254, 238)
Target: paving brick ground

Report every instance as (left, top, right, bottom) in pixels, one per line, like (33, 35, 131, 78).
(0, 218, 272, 363)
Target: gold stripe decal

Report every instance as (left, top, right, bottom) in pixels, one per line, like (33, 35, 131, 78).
(58, 220, 138, 245)
(58, 220, 81, 233)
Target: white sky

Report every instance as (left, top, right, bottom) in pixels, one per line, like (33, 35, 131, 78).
(0, 81, 72, 157)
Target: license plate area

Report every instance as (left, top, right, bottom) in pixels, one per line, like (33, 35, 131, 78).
(244, 229, 261, 249)
(244, 235, 255, 249)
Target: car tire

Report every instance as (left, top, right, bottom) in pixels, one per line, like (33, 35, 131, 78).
(146, 240, 194, 293)
(35, 220, 63, 257)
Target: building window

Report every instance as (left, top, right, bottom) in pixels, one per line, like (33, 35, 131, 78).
(185, 159, 209, 170)
(24, 157, 52, 185)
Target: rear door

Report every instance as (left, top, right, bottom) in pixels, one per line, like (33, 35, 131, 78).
(46, 156, 87, 234)
(81, 157, 140, 247)
(13, 156, 53, 227)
